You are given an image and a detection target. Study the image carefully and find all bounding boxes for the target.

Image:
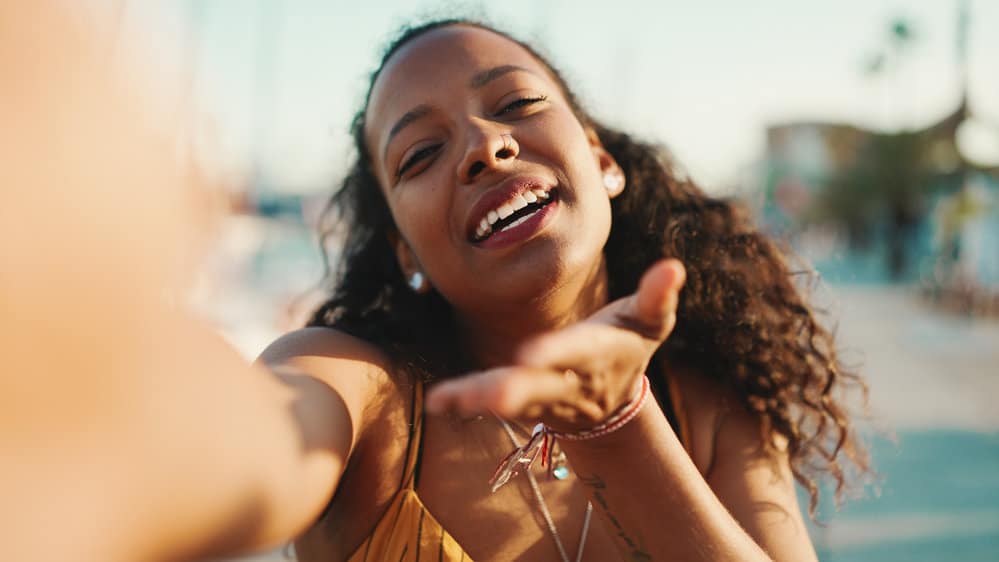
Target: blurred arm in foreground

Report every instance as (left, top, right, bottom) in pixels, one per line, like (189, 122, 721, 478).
(0, 4, 347, 560)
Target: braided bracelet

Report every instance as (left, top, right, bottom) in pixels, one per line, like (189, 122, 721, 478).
(546, 374, 650, 441)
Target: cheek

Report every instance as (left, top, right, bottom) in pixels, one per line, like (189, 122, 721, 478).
(394, 191, 444, 241)
(390, 184, 458, 271)
(532, 114, 601, 181)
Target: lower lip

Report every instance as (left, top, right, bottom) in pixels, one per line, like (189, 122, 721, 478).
(475, 198, 559, 250)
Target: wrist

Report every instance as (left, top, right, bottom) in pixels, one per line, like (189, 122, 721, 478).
(488, 375, 652, 493)
(546, 375, 650, 441)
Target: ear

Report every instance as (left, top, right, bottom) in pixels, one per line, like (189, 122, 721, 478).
(586, 127, 626, 199)
(388, 230, 430, 293)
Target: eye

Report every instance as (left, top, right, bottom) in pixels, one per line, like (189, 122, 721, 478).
(397, 143, 442, 179)
(498, 95, 548, 116)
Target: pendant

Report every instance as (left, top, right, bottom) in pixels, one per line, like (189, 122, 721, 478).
(490, 424, 546, 492)
(551, 448, 569, 480)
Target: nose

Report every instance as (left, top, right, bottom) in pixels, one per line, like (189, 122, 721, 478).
(456, 122, 518, 184)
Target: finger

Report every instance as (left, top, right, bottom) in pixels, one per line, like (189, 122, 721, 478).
(617, 259, 686, 342)
(514, 322, 645, 372)
(488, 369, 583, 419)
(631, 258, 686, 339)
(424, 370, 496, 415)
(425, 367, 571, 417)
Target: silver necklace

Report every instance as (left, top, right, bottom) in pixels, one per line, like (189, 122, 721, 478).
(498, 418, 593, 562)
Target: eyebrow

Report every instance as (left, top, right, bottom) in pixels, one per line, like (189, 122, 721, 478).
(382, 65, 537, 160)
(468, 64, 533, 89)
(383, 104, 433, 161)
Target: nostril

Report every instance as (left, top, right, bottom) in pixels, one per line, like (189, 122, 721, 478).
(467, 161, 485, 180)
(495, 147, 514, 159)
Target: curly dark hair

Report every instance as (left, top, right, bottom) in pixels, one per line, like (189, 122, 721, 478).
(307, 18, 871, 517)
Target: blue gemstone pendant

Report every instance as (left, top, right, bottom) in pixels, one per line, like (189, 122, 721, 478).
(551, 447, 570, 480)
(553, 465, 570, 480)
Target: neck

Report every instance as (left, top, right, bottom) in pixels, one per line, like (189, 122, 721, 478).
(456, 258, 609, 368)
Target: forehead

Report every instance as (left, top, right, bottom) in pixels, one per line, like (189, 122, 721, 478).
(365, 26, 552, 144)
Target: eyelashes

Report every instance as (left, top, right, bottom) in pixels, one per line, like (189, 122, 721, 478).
(498, 95, 548, 115)
(397, 143, 442, 178)
(395, 95, 548, 179)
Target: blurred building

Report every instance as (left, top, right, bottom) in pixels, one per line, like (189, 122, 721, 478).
(755, 93, 998, 306)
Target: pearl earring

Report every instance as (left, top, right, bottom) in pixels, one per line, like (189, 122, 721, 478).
(603, 173, 623, 192)
(408, 272, 426, 292)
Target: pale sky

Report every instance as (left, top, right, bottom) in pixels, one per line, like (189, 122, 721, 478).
(107, 0, 999, 194)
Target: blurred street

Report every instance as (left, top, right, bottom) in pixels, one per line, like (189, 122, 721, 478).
(829, 285, 999, 433)
(807, 285, 999, 561)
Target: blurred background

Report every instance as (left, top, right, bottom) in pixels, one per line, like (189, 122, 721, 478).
(95, 1, 998, 560)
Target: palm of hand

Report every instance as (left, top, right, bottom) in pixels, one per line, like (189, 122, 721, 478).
(425, 259, 686, 432)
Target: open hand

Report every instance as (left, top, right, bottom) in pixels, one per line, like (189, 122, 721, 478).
(425, 259, 686, 432)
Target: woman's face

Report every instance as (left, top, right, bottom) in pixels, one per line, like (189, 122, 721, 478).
(365, 25, 622, 321)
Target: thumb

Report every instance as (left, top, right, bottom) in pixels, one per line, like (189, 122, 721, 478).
(632, 259, 686, 336)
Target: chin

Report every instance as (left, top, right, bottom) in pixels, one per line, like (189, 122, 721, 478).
(473, 237, 606, 312)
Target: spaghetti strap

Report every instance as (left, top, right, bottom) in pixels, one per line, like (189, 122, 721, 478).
(344, 379, 474, 562)
(666, 375, 692, 452)
(400, 379, 425, 490)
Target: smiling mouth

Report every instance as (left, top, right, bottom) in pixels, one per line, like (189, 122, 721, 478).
(472, 189, 559, 243)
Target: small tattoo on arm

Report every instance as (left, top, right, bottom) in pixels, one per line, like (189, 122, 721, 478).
(579, 473, 653, 561)
(577, 473, 606, 489)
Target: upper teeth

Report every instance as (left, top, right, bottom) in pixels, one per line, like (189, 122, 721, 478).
(475, 188, 550, 239)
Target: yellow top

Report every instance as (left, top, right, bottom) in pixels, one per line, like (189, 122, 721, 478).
(346, 376, 689, 562)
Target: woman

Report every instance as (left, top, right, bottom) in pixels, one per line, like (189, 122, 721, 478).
(4, 9, 867, 561)
(257, 19, 869, 562)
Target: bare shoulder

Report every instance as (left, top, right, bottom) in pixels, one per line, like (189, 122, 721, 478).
(259, 326, 394, 369)
(670, 365, 816, 560)
(666, 365, 769, 477)
(257, 327, 400, 445)
(262, 329, 419, 558)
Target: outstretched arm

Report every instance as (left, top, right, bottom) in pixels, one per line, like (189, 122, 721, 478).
(0, 4, 374, 558)
(7, 309, 376, 562)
